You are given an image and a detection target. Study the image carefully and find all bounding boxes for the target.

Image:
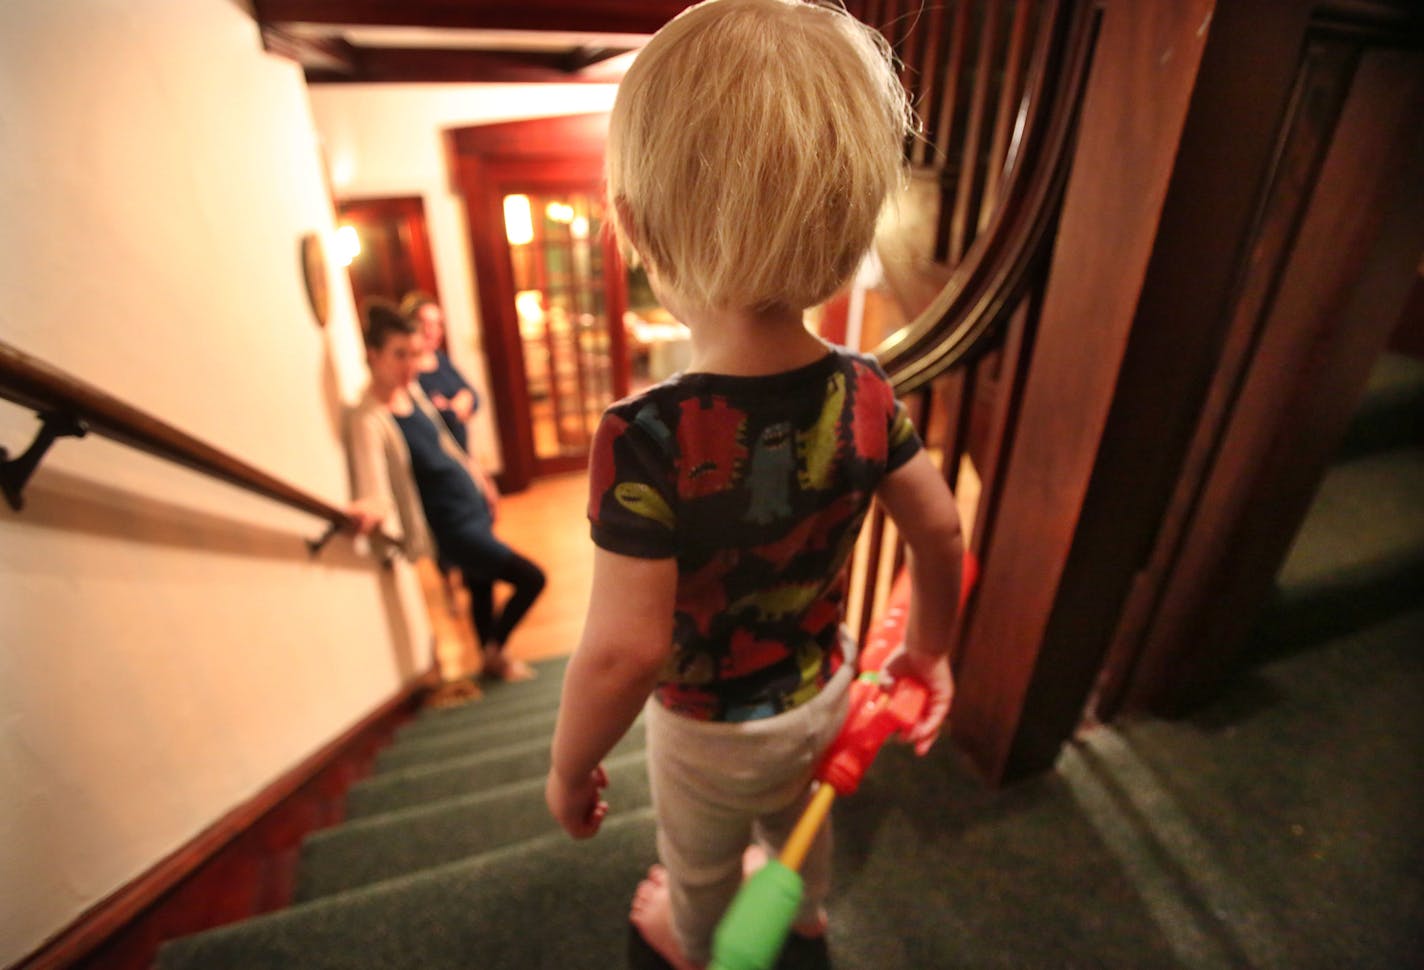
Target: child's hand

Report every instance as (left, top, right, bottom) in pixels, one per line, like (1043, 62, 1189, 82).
(883, 648, 954, 756)
(545, 764, 610, 839)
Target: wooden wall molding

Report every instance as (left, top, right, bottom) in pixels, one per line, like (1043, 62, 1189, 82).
(14, 673, 432, 970)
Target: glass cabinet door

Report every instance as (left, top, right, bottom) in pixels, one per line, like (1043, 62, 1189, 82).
(503, 191, 615, 465)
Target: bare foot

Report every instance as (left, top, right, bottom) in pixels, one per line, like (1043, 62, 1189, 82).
(425, 679, 481, 709)
(741, 844, 827, 939)
(482, 648, 538, 682)
(630, 865, 703, 970)
(498, 657, 537, 682)
(742, 843, 769, 878)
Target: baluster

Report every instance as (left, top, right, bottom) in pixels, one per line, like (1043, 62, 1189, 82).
(856, 502, 889, 647)
(908, 1, 947, 166)
(967, 293, 1033, 564)
(949, 0, 1003, 265)
(931, 1, 971, 173)
(981, 0, 1035, 227)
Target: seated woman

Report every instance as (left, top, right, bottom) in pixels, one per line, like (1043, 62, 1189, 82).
(401, 292, 478, 453)
(348, 299, 545, 682)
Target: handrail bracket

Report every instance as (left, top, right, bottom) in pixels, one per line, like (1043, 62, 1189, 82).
(1, 409, 89, 511)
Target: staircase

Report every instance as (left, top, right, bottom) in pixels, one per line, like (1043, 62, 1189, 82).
(155, 664, 663, 969)
(155, 355, 1424, 970)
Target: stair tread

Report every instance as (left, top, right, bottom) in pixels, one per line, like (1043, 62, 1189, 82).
(1277, 448, 1424, 592)
(376, 709, 560, 771)
(297, 753, 652, 901)
(159, 811, 660, 970)
(348, 724, 646, 820)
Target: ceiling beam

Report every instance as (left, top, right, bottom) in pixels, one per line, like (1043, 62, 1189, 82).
(252, 0, 690, 36)
(261, 26, 358, 74)
(305, 47, 632, 84)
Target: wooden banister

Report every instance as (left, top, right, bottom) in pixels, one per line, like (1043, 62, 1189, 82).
(876, 0, 1097, 391)
(0, 339, 381, 552)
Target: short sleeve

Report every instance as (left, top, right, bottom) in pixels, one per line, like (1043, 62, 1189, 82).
(885, 396, 922, 473)
(587, 407, 679, 559)
(862, 354, 923, 474)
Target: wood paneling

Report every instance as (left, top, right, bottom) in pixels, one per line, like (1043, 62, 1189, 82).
(1112, 43, 1424, 714)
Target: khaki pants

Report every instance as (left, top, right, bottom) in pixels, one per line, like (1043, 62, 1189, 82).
(643, 635, 856, 964)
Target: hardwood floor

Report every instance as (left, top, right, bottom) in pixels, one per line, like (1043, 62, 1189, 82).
(491, 470, 594, 663)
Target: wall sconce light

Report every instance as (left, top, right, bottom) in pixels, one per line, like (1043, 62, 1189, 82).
(333, 224, 362, 268)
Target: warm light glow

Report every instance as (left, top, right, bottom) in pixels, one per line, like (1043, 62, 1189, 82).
(333, 224, 361, 267)
(504, 194, 534, 246)
(546, 201, 575, 224)
(514, 289, 545, 323)
(329, 153, 356, 190)
(570, 215, 590, 240)
(515, 289, 546, 341)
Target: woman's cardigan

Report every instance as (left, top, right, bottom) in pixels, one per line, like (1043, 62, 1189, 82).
(346, 382, 479, 561)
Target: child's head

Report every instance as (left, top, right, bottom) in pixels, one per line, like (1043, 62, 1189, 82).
(608, 0, 910, 316)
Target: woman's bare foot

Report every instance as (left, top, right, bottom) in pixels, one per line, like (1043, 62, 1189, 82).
(481, 647, 537, 682)
(499, 657, 537, 682)
(425, 679, 481, 709)
(630, 865, 703, 970)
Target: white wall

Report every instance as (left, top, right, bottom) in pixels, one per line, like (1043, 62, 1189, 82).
(0, 3, 428, 963)
(307, 83, 619, 470)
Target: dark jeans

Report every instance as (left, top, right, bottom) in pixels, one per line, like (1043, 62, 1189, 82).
(460, 548, 546, 649)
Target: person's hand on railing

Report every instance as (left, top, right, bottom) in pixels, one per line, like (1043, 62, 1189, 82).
(344, 498, 385, 536)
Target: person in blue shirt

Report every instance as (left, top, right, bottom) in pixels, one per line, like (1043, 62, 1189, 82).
(402, 292, 480, 454)
(349, 300, 544, 683)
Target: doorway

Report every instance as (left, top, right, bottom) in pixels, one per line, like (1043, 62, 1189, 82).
(335, 196, 440, 318)
(450, 115, 631, 491)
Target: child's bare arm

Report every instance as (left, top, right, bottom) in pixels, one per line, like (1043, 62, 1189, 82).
(546, 547, 677, 837)
(876, 449, 965, 754)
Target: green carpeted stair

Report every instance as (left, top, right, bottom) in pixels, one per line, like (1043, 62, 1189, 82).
(157, 355, 1423, 969)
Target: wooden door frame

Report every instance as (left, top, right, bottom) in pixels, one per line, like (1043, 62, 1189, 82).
(335, 195, 440, 311)
(448, 113, 626, 492)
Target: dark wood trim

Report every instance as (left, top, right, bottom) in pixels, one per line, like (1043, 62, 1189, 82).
(1111, 43, 1424, 715)
(15, 673, 434, 970)
(1389, 268, 1424, 360)
(1090, 32, 1362, 718)
(448, 113, 610, 159)
(307, 46, 634, 85)
(447, 114, 618, 492)
(252, 0, 690, 35)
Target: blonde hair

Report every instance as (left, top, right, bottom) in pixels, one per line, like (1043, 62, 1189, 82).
(607, 0, 911, 314)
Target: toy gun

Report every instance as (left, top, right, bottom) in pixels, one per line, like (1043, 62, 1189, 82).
(710, 551, 978, 970)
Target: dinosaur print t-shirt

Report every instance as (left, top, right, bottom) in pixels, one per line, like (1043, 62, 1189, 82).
(587, 344, 922, 722)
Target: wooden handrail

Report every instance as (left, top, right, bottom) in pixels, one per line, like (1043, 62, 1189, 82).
(875, 0, 1099, 392)
(0, 338, 381, 552)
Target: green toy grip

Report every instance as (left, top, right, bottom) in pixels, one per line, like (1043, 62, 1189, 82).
(710, 860, 805, 970)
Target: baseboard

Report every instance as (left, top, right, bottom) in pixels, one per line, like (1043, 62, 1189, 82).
(13, 670, 435, 970)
